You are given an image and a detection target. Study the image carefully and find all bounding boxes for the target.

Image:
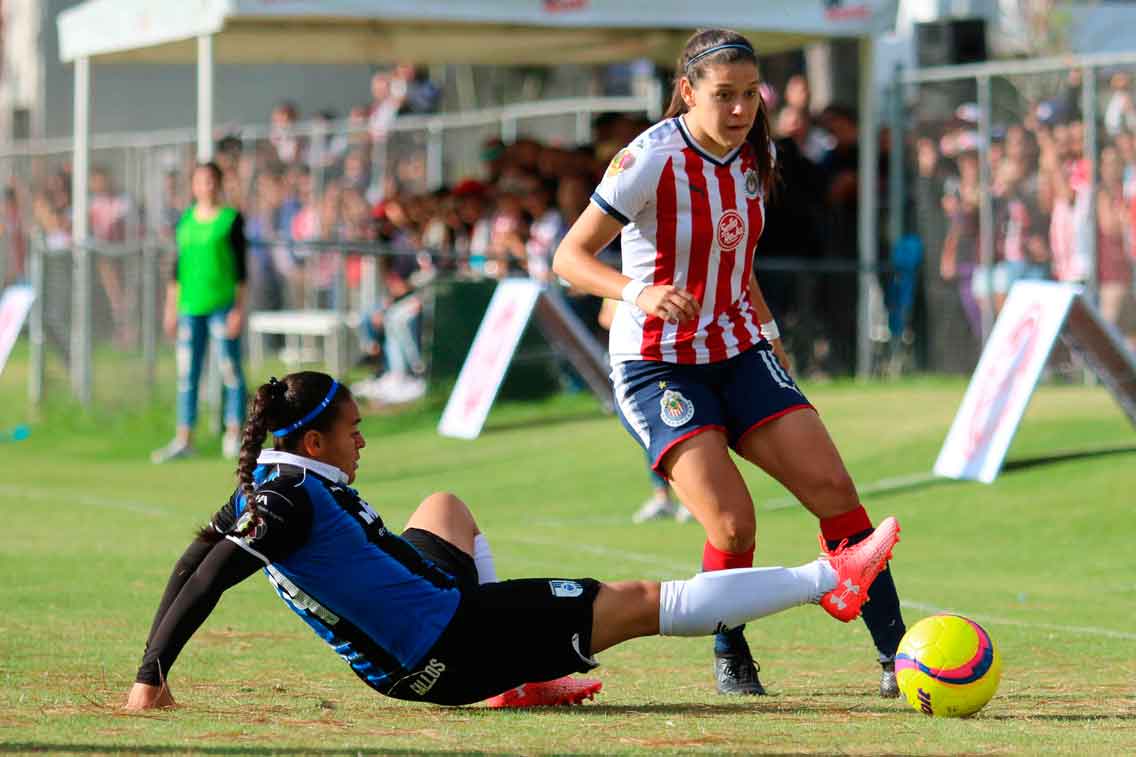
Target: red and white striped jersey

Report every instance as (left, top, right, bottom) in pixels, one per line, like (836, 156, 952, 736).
(592, 117, 771, 365)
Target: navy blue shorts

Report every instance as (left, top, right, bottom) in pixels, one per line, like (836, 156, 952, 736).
(611, 343, 814, 475)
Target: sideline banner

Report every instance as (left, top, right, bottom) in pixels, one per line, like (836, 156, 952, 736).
(934, 281, 1136, 483)
(438, 279, 543, 440)
(0, 286, 35, 379)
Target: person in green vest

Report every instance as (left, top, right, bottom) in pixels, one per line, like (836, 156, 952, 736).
(152, 161, 248, 463)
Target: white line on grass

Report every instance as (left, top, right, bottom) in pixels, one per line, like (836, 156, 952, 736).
(762, 471, 944, 511)
(10, 483, 1132, 642)
(0, 483, 167, 516)
(901, 600, 1136, 641)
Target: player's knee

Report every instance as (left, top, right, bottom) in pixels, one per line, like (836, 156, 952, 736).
(422, 490, 466, 511)
(420, 491, 476, 524)
(711, 513, 755, 552)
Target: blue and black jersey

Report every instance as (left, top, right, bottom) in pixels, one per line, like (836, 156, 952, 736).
(135, 450, 602, 706)
(217, 452, 461, 693)
(136, 451, 461, 695)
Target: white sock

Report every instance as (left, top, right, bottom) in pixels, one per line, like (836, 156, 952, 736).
(473, 534, 498, 584)
(658, 559, 838, 636)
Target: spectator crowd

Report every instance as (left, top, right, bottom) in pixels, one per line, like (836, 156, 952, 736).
(914, 68, 1136, 370)
(3, 63, 1134, 392)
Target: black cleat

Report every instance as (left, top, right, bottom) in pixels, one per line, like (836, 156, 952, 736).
(879, 659, 899, 698)
(714, 651, 767, 695)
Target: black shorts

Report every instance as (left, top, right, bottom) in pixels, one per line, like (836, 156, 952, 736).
(401, 527, 479, 591)
(390, 530, 600, 706)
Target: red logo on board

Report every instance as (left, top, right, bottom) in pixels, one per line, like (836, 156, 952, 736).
(717, 209, 745, 251)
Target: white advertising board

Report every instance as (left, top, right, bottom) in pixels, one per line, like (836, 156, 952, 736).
(438, 279, 543, 440)
(0, 286, 35, 379)
(934, 282, 1079, 483)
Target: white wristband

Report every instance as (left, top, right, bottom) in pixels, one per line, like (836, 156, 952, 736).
(761, 320, 780, 341)
(621, 279, 649, 308)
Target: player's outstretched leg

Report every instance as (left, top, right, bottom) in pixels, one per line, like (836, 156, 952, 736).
(589, 516, 902, 654)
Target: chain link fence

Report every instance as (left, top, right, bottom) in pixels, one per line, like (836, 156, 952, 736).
(6, 95, 660, 408)
(894, 53, 1136, 375)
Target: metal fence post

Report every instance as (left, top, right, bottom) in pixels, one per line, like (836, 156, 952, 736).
(976, 74, 995, 343)
(28, 239, 45, 406)
(142, 239, 158, 395)
(575, 109, 591, 145)
(334, 247, 349, 379)
(70, 244, 93, 407)
(426, 122, 444, 190)
(856, 37, 879, 380)
(1082, 66, 1099, 306)
(501, 115, 517, 145)
(887, 65, 905, 252)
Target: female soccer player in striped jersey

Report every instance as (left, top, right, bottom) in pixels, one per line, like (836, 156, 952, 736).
(552, 28, 907, 698)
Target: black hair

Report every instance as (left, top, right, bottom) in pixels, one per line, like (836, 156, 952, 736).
(663, 28, 775, 197)
(195, 161, 223, 185)
(197, 371, 353, 542)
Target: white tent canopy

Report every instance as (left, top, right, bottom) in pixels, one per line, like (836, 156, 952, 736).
(58, 0, 894, 378)
(59, 0, 893, 64)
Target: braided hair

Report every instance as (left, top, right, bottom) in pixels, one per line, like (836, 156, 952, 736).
(198, 371, 352, 542)
(662, 28, 776, 198)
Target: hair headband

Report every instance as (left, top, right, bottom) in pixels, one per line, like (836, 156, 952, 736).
(685, 42, 755, 72)
(271, 380, 340, 437)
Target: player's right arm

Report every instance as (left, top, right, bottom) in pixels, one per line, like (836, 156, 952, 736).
(552, 144, 699, 324)
(126, 486, 313, 711)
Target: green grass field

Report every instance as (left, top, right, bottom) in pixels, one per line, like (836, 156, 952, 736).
(1, 351, 1134, 755)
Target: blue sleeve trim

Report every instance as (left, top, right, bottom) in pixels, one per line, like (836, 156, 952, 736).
(590, 192, 631, 226)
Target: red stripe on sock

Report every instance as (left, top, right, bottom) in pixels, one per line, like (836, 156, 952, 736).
(701, 540, 754, 572)
(819, 505, 873, 543)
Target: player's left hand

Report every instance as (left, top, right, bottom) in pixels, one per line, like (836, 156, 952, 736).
(226, 308, 244, 339)
(124, 681, 176, 711)
(772, 338, 792, 374)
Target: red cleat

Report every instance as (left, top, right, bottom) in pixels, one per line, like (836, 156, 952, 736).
(820, 516, 901, 623)
(484, 675, 603, 708)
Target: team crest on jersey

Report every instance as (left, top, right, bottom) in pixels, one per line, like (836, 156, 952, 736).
(744, 169, 760, 199)
(659, 389, 695, 427)
(717, 209, 745, 252)
(550, 580, 584, 598)
(605, 148, 635, 178)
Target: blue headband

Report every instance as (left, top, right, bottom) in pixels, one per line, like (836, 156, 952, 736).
(685, 43, 754, 71)
(271, 381, 340, 437)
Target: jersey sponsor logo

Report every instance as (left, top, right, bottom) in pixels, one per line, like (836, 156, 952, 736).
(408, 658, 447, 697)
(266, 564, 341, 626)
(744, 169, 760, 199)
(717, 209, 745, 252)
(549, 580, 584, 598)
(659, 389, 695, 427)
(357, 498, 381, 525)
(605, 148, 635, 178)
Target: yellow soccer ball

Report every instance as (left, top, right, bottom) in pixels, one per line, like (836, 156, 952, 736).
(895, 614, 1002, 717)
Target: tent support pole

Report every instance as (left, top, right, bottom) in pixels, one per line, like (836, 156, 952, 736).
(71, 55, 91, 406)
(856, 37, 878, 380)
(197, 34, 214, 161)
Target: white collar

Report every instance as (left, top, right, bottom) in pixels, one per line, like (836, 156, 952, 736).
(257, 450, 349, 485)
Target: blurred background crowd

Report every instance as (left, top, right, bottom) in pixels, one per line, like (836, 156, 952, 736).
(4, 60, 1136, 390)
